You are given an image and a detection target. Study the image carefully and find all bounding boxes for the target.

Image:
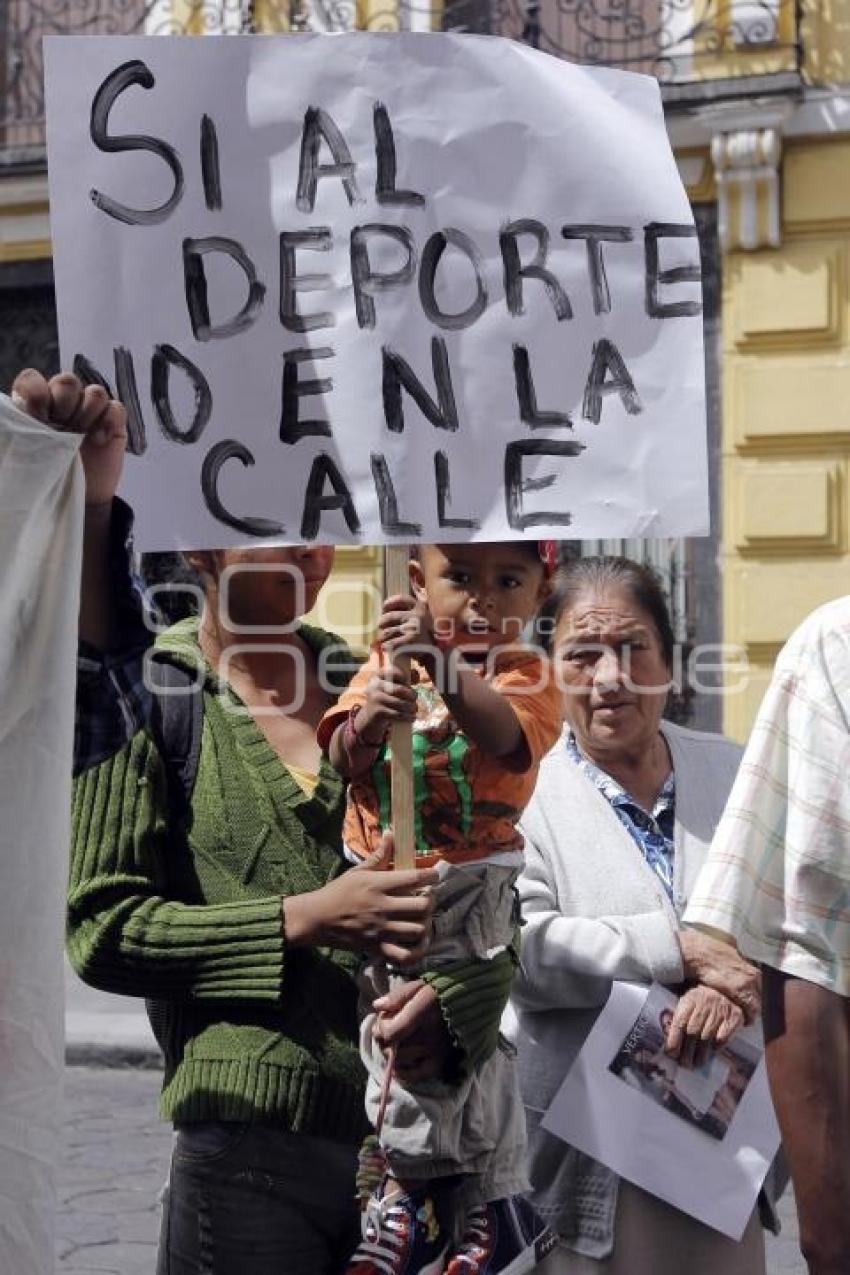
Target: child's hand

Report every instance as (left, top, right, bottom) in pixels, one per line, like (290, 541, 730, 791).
(357, 665, 418, 741)
(377, 594, 435, 655)
(373, 979, 457, 1082)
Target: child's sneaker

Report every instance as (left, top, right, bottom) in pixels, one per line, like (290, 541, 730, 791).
(344, 1182, 449, 1275)
(444, 1196, 557, 1275)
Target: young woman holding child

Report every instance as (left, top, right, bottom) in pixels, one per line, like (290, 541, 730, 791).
(12, 367, 521, 1275)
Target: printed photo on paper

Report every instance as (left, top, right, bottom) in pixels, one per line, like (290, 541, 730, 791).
(608, 984, 760, 1141)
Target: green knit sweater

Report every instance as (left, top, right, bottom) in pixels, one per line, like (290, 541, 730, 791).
(68, 620, 514, 1142)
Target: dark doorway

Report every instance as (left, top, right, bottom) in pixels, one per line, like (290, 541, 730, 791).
(0, 259, 59, 392)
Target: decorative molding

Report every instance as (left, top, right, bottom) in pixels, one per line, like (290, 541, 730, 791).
(666, 92, 796, 148)
(676, 148, 716, 203)
(0, 199, 48, 219)
(733, 461, 843, 556)
(730, 246, 841, 349)
(711, 126, 782, 250)
(0, 174, 52, 262)
(743, 641, 784, 663)
(731, 359, 850, 451)
(0, 237, 52, 263)
(726, 558, 850, 647)
(783, 139, 850, 236)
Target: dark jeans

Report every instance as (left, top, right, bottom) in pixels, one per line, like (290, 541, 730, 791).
(157, 1122, 361, 1275)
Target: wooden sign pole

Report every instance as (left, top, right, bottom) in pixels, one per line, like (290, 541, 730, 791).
(383, 544, 415, 870)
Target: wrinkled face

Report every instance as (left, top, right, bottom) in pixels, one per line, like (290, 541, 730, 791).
(553, 584, 671, 757)
(411, 543, 549, 651)
(192, 545, 335, 630)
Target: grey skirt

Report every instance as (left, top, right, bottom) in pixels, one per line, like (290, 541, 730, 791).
(536, 1178, 766, 1275)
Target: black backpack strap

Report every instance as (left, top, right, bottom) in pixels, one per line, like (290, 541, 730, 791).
(146, 655, 204, 824)
(144, 656, 204, 1054)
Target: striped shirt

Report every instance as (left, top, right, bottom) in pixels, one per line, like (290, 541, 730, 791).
(685, 596, 850, 995)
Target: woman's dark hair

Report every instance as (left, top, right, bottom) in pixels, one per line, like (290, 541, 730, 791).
(535, 556, 676, 669)
(140, 552, 203, 624)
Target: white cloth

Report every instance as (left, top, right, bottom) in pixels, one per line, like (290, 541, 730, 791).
(0, 395, 83, 1274)
(504, 720, 763, 1259)
(685, 596, 850, 995)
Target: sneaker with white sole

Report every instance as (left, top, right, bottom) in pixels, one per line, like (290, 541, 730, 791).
(344, 1182, 449, 1275)
(444, 1196, 557, 1275)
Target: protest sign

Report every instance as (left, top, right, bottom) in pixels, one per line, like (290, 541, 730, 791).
(45, 33, 707, 551)
(542, 982, 781, 1240)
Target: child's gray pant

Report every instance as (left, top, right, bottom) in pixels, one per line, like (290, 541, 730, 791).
(359, 862, 529, 1208)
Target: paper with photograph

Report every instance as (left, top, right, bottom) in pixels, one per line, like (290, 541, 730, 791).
(542, 981, 781, 1238)
(608, 982, 759, 1141)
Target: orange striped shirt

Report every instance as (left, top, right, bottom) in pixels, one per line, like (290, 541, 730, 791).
(319, 646, 562, 867)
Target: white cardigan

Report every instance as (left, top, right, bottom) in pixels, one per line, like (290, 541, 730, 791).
(505, 720, 748, 1258)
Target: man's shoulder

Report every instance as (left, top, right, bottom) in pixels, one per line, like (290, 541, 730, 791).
(796, 594, 850, 631)
(781, 596, 850, 660)
(775, 596, 850, 700)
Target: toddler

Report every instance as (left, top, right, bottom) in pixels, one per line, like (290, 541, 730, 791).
(319, 539, 562, 1275)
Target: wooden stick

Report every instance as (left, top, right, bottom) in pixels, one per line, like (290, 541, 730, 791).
(384, 544, 415, 870)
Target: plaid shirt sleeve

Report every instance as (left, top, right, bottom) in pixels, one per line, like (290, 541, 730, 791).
(685, 596, 850, 994)
(74, 499, 156, 775)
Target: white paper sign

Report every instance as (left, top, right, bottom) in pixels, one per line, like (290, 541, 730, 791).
(45, 33, 708, 550)
(542, 982, 781, 1240)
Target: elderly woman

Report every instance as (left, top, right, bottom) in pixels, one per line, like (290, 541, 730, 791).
(507, 556, 775, 1275)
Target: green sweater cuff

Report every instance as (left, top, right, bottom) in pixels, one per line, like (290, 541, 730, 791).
(423, 944, 517, 1072)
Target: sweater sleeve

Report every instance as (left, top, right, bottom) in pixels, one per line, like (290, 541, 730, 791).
(512, 818, 684, 1013)
(423, 944, 517, 1071)
(68, 729, 286, 1002)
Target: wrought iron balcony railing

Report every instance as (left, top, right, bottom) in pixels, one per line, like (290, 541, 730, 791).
(0, 0, 802, 160)
(439, 0, 801, 84)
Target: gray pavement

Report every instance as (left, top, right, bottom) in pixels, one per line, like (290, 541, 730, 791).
(59, 1066, 171, 1274)
(768, 1196, 805, 1274)
(60, 965, 807, 1274)
(64, 959, 158, 1065)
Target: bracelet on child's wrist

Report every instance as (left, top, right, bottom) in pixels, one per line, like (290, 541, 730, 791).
(343, 707, 386, 759)
(355, 707, 388, 748)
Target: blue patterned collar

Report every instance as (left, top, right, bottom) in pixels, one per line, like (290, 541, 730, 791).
(565, 731, 676, 902)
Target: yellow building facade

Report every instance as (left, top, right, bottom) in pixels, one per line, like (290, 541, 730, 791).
(671, 2, 850, 739)
(3, 1, 850, 724)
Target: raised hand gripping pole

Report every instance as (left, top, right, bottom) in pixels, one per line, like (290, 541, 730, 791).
(383, 544, 415, 870)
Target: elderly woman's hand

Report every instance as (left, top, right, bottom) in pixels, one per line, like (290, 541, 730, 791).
(677, 929, 761, 1022)
(664, 986, 744, 1068)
